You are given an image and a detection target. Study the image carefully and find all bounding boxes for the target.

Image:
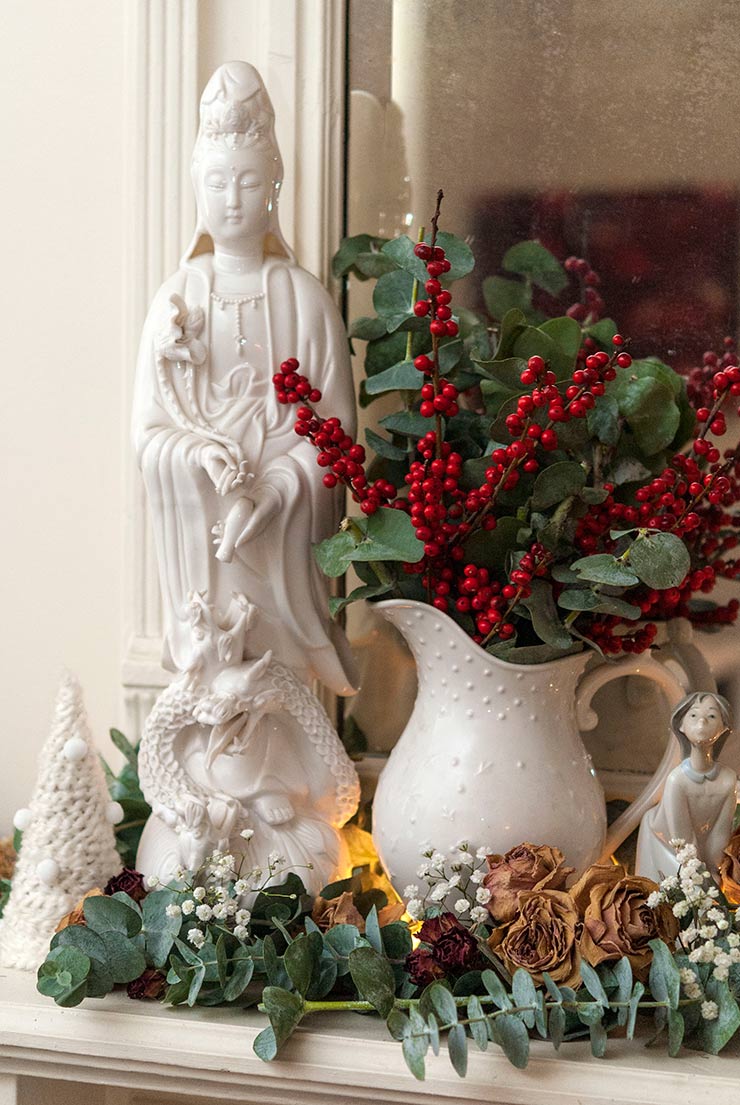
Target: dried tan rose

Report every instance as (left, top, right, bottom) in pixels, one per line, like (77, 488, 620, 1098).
(719, 831, 740, 906)
(488, 889, 581, 988)
(55, 888, 105, 932)
(483, 843, 574, 924)
(311, 891, 366, 932)
(377, 902, 406, 927)
(571, 863, 679, 982)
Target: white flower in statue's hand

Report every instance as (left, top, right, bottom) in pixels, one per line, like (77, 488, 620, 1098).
(157, 294, 207, 366)
(453, 898, 470, 915)
(193, 887, 206, 902)
(476, 887, 492, 905)
(165, 904, 182, 919)
(187, 928, 205, 949)
(470, 906, 489, 924)
(196, 904, 212, 922)
(240, 828, 254, 841)
(669, 838, 687, 849)
(701, 1000, 719, 1021)
(181, 899, 195, 916)
(405, 899, 423, 921)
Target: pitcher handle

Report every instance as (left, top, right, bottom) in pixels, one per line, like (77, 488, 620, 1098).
(575, 651, 690, 864)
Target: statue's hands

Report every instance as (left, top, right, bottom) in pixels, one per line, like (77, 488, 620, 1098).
(201, 442, 245, 496)
(235, 483, 281, 546)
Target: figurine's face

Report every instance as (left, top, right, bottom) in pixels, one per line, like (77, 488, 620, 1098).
(679, 696, 726, 746)
(195, 144, 274, 250)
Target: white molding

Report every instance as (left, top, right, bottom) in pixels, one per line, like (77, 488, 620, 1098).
(121, 0, 347, 734)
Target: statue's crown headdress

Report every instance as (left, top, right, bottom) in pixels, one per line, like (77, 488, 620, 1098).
(197, 61, 274, 150)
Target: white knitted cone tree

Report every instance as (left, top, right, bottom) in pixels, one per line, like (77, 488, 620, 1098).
(0, 672, 122, 970)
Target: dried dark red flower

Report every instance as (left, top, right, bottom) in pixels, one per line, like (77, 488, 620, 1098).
(417, 911, 482, 974)
(126, 969, 167, 1001)
(105, 868, 147, 903)
(405, 947, 446, 988)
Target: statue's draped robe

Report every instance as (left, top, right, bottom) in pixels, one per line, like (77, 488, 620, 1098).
(133, 254, 357, 695)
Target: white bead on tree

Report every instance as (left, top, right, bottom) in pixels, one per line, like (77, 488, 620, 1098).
(0, 672, 122, 970)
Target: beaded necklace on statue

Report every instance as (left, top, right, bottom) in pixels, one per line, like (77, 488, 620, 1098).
(209, 291, 265, 354)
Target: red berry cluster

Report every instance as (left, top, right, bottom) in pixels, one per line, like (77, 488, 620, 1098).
(403, 434, 464, 563)
(275, 359, 397, 516)
(412, 241, 460, 425)
(685, 338, 738, 411)
(563, 255, 604, 323)
(272, 357, 321, 405)
(499, 338, 626, 474)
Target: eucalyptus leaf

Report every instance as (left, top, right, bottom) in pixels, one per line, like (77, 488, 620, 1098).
(467, 995, 489, 1050)
(83, 895, 142, 937)
(142, 889, 182, 967)
(261, 986, 305, 1049)
(423, 230, 475, 281)
(328, 580, 395, 619)
(349, 509, 425, 564)
(696, 976, 740, 1054)
(503, 240, 567, 295)
(379, 410, 431, 438)
(313, 530, 357, 578)
(629, 531, 690, 590)
(531, 462, 587, 510)
(511, 968, 538, 1028)
(364, 905, 383, 954)
(571, 553, 639, 587)
(587, 394, 621, 447)
(492, 1012, 530, 1068)
(483, 275, 532, 321)
(589, 1019, 608, 1058)
(481, 969, 513, 1010)
(380, 234, 428, 280)
(402, 1027, 428, 1080)
(364, 359, 420, 395)
(333, 234, 389, 279)
(349, 315, 388, 341)
(521, 580, 572, 650)
(447, 1022, 468, 1077)
(348, 945, 396, 1017)
(365, 428, 407, 461)
(549, 1003, 566, 1049)
(427, 981, 458, 1026)
(667, 1008, 685, 1057)
(373, 270, 416, 326)
(283, 932, 322, 997)
(626, 981, 645, 1039)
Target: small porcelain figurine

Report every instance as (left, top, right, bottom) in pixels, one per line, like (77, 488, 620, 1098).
(636, 692, 737, 883)
(132, 61, 360, 890)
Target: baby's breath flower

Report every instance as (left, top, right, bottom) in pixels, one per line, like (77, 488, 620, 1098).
(476, 846, 492, 860)
(476, 886, 492, 905)
(470, 906, 489, 924)
(701, 1000, 719, 1021)
(193, 886, 206, 902)
(417, 863, 431, 880)
(406, 898, 423, 921)
(234, 879, 248, 896)
(672, 900, 690, 919)
(646, 891, 664, 908)
(181, 899, 195, 916)
(728, 933, 740, 949)
(233, 925, 249, 940)
(240, 828, 254, 840)
(187, 927, 205, 949)
(195, 903, 212, 922)
(268, 851, 285, 867)
(447, 874, 461, 889)
(145, 875, 159, 889)
(212, 902, 228, 920)
(235, 908, 251, 925)
(453, 898, 470, 915)
(402, 884, 419, 899)
(165, 903, 182, 919)
(469, 869, 484, 885)
(429, 882, 449, 902)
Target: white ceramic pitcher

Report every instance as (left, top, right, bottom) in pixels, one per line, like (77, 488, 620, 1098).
(372, 599, 689, 892)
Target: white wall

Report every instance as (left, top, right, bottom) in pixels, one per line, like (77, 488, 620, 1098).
(0, 1, 127, 827)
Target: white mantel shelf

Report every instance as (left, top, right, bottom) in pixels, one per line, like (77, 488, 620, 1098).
(1, 969, 740, 1105)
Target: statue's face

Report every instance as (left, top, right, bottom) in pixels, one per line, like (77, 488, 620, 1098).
(195, 143, 274, 250)
(680, 695, 726, 747)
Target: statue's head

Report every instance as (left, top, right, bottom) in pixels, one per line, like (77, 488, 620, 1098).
(671, 691, 733, 760)
(184, 62, 293, 262)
